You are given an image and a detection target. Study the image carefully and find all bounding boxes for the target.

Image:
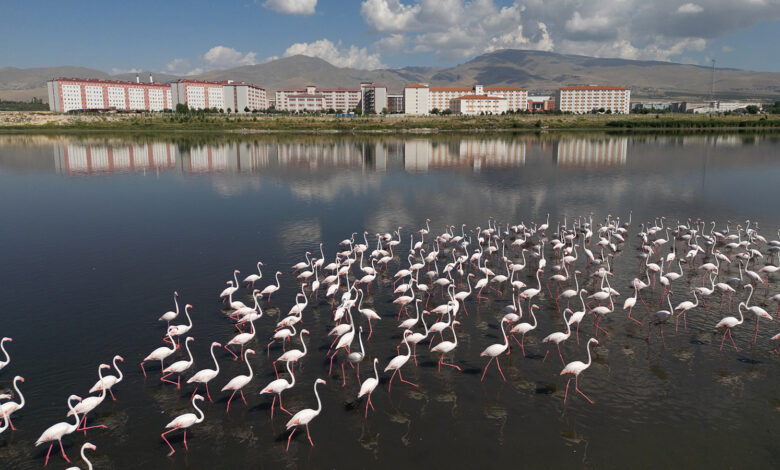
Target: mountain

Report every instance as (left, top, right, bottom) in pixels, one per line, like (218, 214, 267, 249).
(1, 50, 778, 103)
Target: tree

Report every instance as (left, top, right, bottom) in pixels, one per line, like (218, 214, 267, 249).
(175, 103, 189, 114)
(353, 107, 362, 116)
(431, 108, 440, 115)
(244, 106, 250, 113)
(745, 105, 759, 114)
(381, 107, 388, 115)
(226, 108, 232, 114)
(442, 109, 452, 115)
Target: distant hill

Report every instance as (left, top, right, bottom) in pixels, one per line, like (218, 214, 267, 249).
(2, 50, 778, 103)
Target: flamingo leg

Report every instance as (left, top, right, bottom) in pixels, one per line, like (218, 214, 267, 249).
(224, 345, 239, 361)
(387, 369, 397, 392)
(719, 329, 728, 351)
(495, 357, 507, 381)
(240, 390, 247, 405)
(286, 427, 296, 452)
(728, 330, 740, 352)
(226, 390, 236, 413)
(398, 369, 418, 387)
(183, 430, 188, 451)
(563, 377, 572, 405)
(160, 428, 176, 457)
(557, 343, 566, 366)
(108, 388, 116, 401)
(440, 356, 461, 371)
(575, 376, 594, 404)
(306, 424, 314, 446)
(44, 442, 53, 466)
(59, 439, 70, 463)
(278, 394, 292, 415)
(480, 357, 494, 381)
(140, 362, 147, 377)
(206, 383, 213, 403)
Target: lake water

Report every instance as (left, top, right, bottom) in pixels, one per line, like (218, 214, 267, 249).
(0, 131, 778, 469)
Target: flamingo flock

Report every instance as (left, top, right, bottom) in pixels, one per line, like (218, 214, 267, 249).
(2, 214, 779, 466)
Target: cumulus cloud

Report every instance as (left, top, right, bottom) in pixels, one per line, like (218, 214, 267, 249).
(283, 38, 385, 69)
(111, 67, 141, 75)
(677, 3, 704, 14)
(262, 0, 317, 15)
(164, 58, 191, 74)
(374, 33, 408, 53)
(203, 46, 258, 69)
(362, 0, 780, 63)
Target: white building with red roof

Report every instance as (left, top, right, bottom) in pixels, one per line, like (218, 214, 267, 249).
(555, 86, 630, 114)
(274, 85, 360, 112)
(47, 76, 173, 112)
(450, 94, 508, 115)
(403, 83, 526, 114)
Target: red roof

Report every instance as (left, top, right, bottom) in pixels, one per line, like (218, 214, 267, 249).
(406, 84, 428, 88)
(287, 94, 324, 98)
(51, 77, 169, 87)
(430, 87, 473, 92)
(559, 86, 626, 91)
(484, 86, 526, 91)
(453, 95, 505, 100)
(317, 88, 360, 92)
(173, 79, 226, 86)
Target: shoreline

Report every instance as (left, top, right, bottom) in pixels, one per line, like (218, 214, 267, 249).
(0, 111, 777, 134)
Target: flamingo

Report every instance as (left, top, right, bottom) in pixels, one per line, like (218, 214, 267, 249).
(510, 304, 540, 356)
(69, 365, 111, 435)
(347, 327, 367, 385)
(431, 320, 462, 371)
(160, 394, 205, 457)
(260, 271, 282, 302)
(357, 358, 380, 418)
(64, 443, 96, 470)
(542, 309, 572, 366)
(275, 329, 309, 375)
(168, 304, 193, 348)
(0, 376, 25, 430)
(35, 394, 82, 466)
(268, 324, 297, 355)
(0, 337, 12, 371)
(622, 288, 642, 325)
(243, 261, 264, 287)
(453, 273, 474, 314)
(158, 292, 179, 325)
(292, 252, 312, 272)
(186, 342, 222, 402)
(566, 289, 588, 344)
(398, 297, 422, 330)
(560, 338, 599, 405)
(225, 314, 256, 361)
(674, 290, 699, 332)
(285, 378, 326, 451)
(221, 349, 256, 413)
(260, 360, 296, 419)
(480, 318, 510, 381)
(219, 270, 241, 301)
(648, 294, 674, 346)
(357, 290, 381, 339)
(161, 337, 195, 389)
(743, 284, 773, 342)
(716, 302, 746, 352)
(88, 355, 124, 401)
(384, 330, 418, 391)
(141, 326, 177, 377)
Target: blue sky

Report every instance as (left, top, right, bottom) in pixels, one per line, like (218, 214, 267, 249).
(1, 0, 779, 73)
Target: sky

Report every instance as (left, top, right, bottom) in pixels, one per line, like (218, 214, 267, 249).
(1, 0, 779, 74)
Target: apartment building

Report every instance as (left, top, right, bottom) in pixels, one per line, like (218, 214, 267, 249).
(450, 95, 508, 115)
(275, 85, 360, 112)
(555, 86, 630, 114)
(404, 83, 527, 114)
(47, 76, 173, 112)
(360, 82, 388, 114)
(222, 82, 268, 112)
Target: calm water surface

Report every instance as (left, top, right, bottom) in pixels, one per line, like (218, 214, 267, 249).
(0, 132, 779, 469)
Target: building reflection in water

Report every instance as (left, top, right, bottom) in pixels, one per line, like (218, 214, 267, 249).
(52, 137, 634, 175)
(553, 138, 627, 167)
(54, 142, 175, 174)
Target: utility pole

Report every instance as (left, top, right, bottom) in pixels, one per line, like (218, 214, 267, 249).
(708, 59, 716, 103)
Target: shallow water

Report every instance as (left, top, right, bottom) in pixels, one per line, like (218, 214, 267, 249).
(0, 131, 779, 469)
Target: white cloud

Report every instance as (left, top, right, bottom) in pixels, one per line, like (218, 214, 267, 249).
(263, 0, 317, 15)
(203, 46, 258, 69)
(721, 45, 734, 52)
(164, 58, 190, 74)
(362, 0, 780, 64)
(283, 39, 385, 69)
(374, 33, 408, 53)
(677, 3, 704, 14)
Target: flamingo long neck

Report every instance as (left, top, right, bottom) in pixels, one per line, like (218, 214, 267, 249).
(501, 320, 509, 349)
(301, 333, 308, 356)
(67, 397, 81, 430)
(357, 328, 365, 355)
(314, 381, 323, 414)
(372, 361, 379, 381)
(579, 289, 586, 310)
(585, 340, 594, 368)
(691, 291, 699, 308)
(233, 271, 239, 286)
(210, 344, 220, 374)
(745, 285, 753, 306)
(185, 306, 192, 328)
(563, 311, 571, 336)
(421, 311, 429, 336)
(467, 274, 472, 294)
(81, 446, 93, 470)
(166, 330, 176, 353)
(113, 357, 124, 383)
(185, 339, 194, 365)
(737, 303, 745, 324)
(96, 366, 107, 400)
(574, 270, 580, 291)
(403, 335, 412, 358)
(535, 268, 542, 291)
(192, 398, 205, 423)
(0, 340, 9, 365)
(452, 322, 459, 347)
(173, 294, 179, 314)
(275, 272, 281, 288)
(287, 361, 296, 387)
(13, 377, 24, 408)
(244, 353, 254, 380)
(530, 308, 537, 328)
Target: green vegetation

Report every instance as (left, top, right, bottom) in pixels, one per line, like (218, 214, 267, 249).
(1, 111, 778, 133)
(0, 98, 48, 111)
